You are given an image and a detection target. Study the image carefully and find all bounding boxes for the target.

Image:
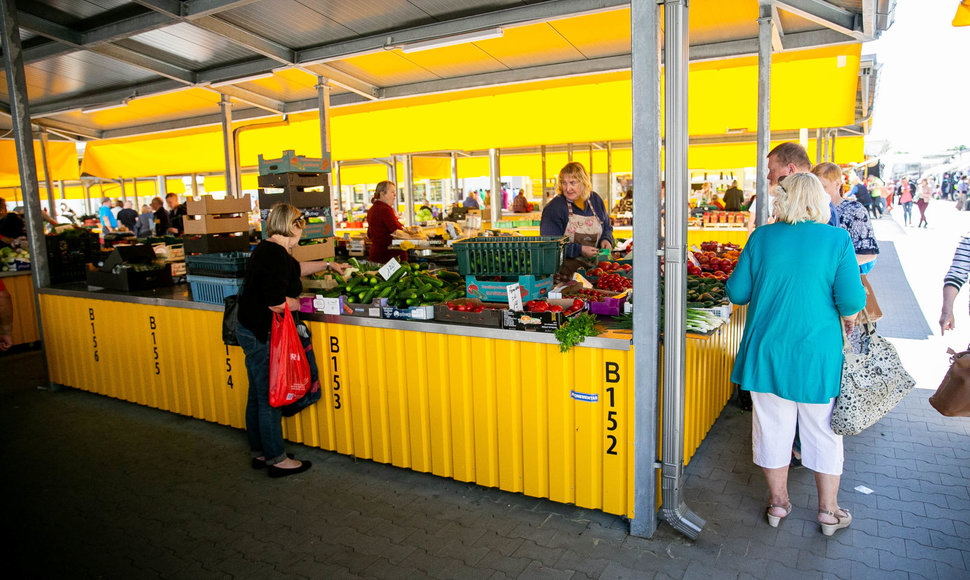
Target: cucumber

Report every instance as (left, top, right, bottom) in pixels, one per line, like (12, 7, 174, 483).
(399, 290, 417, 300)
(361, 287, 377, 303)
(377, 286, 393, 299)
(423, 292, 444, 303)
(437, 270, 460, 282)
(414, 283, 432, 295)
(387, 267, 407, 283)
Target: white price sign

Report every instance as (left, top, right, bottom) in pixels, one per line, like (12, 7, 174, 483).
(350, 240, 364, 252)
(320, 297, 342, 315)
(507, 283, 523, 312)
(379, 258, 401, 281)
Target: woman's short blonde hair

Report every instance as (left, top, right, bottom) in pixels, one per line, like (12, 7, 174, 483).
(264, 202, 301, 238)
(772, 173, 831, 225)
(556, 162, 592, 201)
(811, 162, 843, 195)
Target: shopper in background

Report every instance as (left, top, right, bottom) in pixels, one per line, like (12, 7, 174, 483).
(0, 198, 26, 248)
(237, 203, 345, 478)
(540, 161, 614, 278)
(110, 199, 123, 221)
(612, 189, 634, 214)
(727, 172, 865, 536)
(462, 190, 481, 209)
(956, 175, 968, 210)
(511, 190, 532, 213)
(898, 177, 914, 226)
(165, 193, 186, 235)
(916, 178, 932, 228)
(149, 197, 171, 237)
(867, 176, 884, 218)
(117, 200, 138, 232)
(849, 175, 874, 218)
(748, 142, 833, 233)
(98, 197, 117, 233)
(0, 278, 12, 351)
(134, 204, 153, 238)
(723, 180, 744, 211)
(366, 180, 421, 264)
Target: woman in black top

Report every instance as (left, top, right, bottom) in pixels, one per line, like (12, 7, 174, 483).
(237, 203, 344, 477)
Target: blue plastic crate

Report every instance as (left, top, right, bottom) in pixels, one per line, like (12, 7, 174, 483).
(187, 274, 245, 305)
(185, 252, 250, 278)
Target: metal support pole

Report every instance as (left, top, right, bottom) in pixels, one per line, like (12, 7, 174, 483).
(567, 143, 574, 162)
(403, 154, 415, 227)
(83, 182, 91, 215)
(387, 157, 397, 185)
(333, 161, 342, 212)
(630, 0, 662, 539)
(830, 131, 836, 162)
(451, 151, 459, 206)
(58, 180, 65, 200)
(606, 141, 614, 211)
(119, 177, 127, 202)
(816, 129, 823, 165)
(489, 147, 502, 223)
(219, 94, 240, 198)
(1, 0, 51, 389)
(660, 0, 705, 541)
(38, 129, 57, 217)
(132, 178, 139, 208)
(316, 76, 334, 214)
(589, 143, 594, 176)
(191, 173, 200, 197)
(755, 1, 772, 228)
(540, 145, 548, 208)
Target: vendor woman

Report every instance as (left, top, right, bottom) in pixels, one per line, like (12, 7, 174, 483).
(540, 162, 614, 277)
(366, 180, 423, 263)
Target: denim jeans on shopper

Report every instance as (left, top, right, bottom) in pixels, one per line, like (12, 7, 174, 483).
(236, 321, 286, 465)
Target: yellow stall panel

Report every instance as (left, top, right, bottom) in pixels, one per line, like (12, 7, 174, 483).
(2, 274, 40, 346)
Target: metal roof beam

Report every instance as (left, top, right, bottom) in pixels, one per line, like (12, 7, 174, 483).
(775, 0, 864, 40)
(99, 105, 273, 140)
(780, 28, 857, 51)
(301, 64, 379, 100)
(770, 5, 785, 52)
(32, 119, 102, 140)
(379, 54, 630, 100)
(283, 92, 371, 114)
(28, 78, 187, 117)
(206, 86, 284, 114)
(192, 15, 293, 63)
(184, 0, 261, 19)
(88, 44, 196, 84)
(297, 0, 629, 63)
(130, 0, 182, 17)
(15, 11, 82, 45)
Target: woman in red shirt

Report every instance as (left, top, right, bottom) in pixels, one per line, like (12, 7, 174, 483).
(367, 180, 413, 263)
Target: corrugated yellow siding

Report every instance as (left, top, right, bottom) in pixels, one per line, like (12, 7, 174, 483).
(39, 293, 744, 520)
(3, 274, 40, 346)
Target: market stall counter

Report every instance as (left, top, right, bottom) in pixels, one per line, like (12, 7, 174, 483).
(1, 271, 40, 346)
(37, 281, 744, 520)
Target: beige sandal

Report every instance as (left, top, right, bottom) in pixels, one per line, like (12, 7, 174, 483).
(818, 508, 852, 536)
(766, 502, 792, 527)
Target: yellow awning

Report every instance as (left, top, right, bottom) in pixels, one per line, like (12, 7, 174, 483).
(955, 1, 970, 26)
(200, 174, 259, 194)
(339, 164, 390, 186)
(1, 140, 79, 187)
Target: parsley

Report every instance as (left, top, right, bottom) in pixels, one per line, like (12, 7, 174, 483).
(555, 313, 602, 353)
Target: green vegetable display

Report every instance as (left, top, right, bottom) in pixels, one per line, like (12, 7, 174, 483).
(554, 313, 601, 353)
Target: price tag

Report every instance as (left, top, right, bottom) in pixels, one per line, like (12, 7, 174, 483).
(379, 258, 401, 281)
(321, 297, 342, 315)
(507, 283, 523, 312)
(350, 239, 364, 251)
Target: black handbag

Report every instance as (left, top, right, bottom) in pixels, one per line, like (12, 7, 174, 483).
(223, 294, 240, 346)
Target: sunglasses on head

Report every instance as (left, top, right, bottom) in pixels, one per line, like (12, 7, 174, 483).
(292, 214, 306, 229)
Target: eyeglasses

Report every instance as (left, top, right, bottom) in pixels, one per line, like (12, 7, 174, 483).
(292, 217, 306, 229)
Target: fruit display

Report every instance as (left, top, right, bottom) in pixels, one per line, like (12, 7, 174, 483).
(586, 260, 632, 278)
(316, 262, 466, 309)
(1, 245, 30, 271)
(687, 275, 728, 308)
(687, 242, 741, 280)
(596, 273, 633, 292)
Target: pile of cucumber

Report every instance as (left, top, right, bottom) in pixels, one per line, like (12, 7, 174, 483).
(318, 262, 467, 309)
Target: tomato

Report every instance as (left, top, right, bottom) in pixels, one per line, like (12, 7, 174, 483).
(526, 300, 537, 310)
(457, 303, 470, 311)
(573, 298, 585, 309)
(621, 264, 632, 272)
(473, 305, 484, 313)
(446, 301, 455, 310)
(549, 305, 564, 312)
(598, 261, 612, 270)
(532, 301, 549, 313)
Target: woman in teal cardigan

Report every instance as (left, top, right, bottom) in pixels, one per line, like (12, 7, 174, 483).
(726, 172, 866, 536)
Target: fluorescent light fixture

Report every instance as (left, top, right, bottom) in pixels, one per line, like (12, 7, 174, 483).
(81, 98, 132, 114)
(399, 28, 504, 54)
(210, 72, 274, 87)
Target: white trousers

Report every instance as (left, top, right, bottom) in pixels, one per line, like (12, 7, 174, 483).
(750, 391, 844, 476)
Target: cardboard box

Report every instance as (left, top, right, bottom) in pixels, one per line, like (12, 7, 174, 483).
(258, 187, 331, 210)
(257, 172, 329, 188)
(258, 150, 331, 174)
(185, 194, 251, 216)
(348, 238, 367, 257)
(86, 262, 173, 292)
(502, 299, 584, 333)
(464, 274, 554, 303)
(183, 215, 250, 235)
(183, 233, 251, 254)
(291, 237, 335, 262)
(344, 298, 387, 318)
(433, 299, 505, 328)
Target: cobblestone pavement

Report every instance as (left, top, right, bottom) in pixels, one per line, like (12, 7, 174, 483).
(1, 349, 968, 579)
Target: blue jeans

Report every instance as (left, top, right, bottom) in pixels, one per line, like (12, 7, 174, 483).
(902, 201, 913, 224)
(236, 321, 286, 465)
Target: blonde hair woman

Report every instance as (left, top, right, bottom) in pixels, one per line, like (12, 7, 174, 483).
(727, 172, 866, 536)
(539, 162, 614, 277)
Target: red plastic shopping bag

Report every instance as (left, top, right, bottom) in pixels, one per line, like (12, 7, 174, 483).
(269, 308, 311, 407)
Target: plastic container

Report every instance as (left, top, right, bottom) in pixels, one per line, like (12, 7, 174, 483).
(185, 252, 250, 278)
(464, 274, 554, 303)
(452, 235, 567, 276)
(187, 274, 245, 304)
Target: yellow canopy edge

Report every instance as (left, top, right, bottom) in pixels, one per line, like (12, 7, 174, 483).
(1, 140, 79, 187)
(955, 1, 970, 26)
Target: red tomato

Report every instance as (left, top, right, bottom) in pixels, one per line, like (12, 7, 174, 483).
(598, 261, 612, 270)
(446, 301, 455, 310)
(533, 301, 549, 313)
(573, 298, 585, 309)
(549, 305, 564, 312)
(473, 305, 484, 313)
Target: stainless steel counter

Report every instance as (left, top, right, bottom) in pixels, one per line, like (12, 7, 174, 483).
(38, 283, 634, 350)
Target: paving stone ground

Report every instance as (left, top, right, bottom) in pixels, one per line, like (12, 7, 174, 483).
(1, 347, 968, 580)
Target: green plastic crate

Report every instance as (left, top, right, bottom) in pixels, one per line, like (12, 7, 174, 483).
(452, 235, 567, 276)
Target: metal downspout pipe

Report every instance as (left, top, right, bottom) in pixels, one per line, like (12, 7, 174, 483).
(38, 129, 57, 217)
(629, 0, 662, 539)
(755, 1, 772, 228)
(451, 152, 459, 207)
(660, 0, 705, 540)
